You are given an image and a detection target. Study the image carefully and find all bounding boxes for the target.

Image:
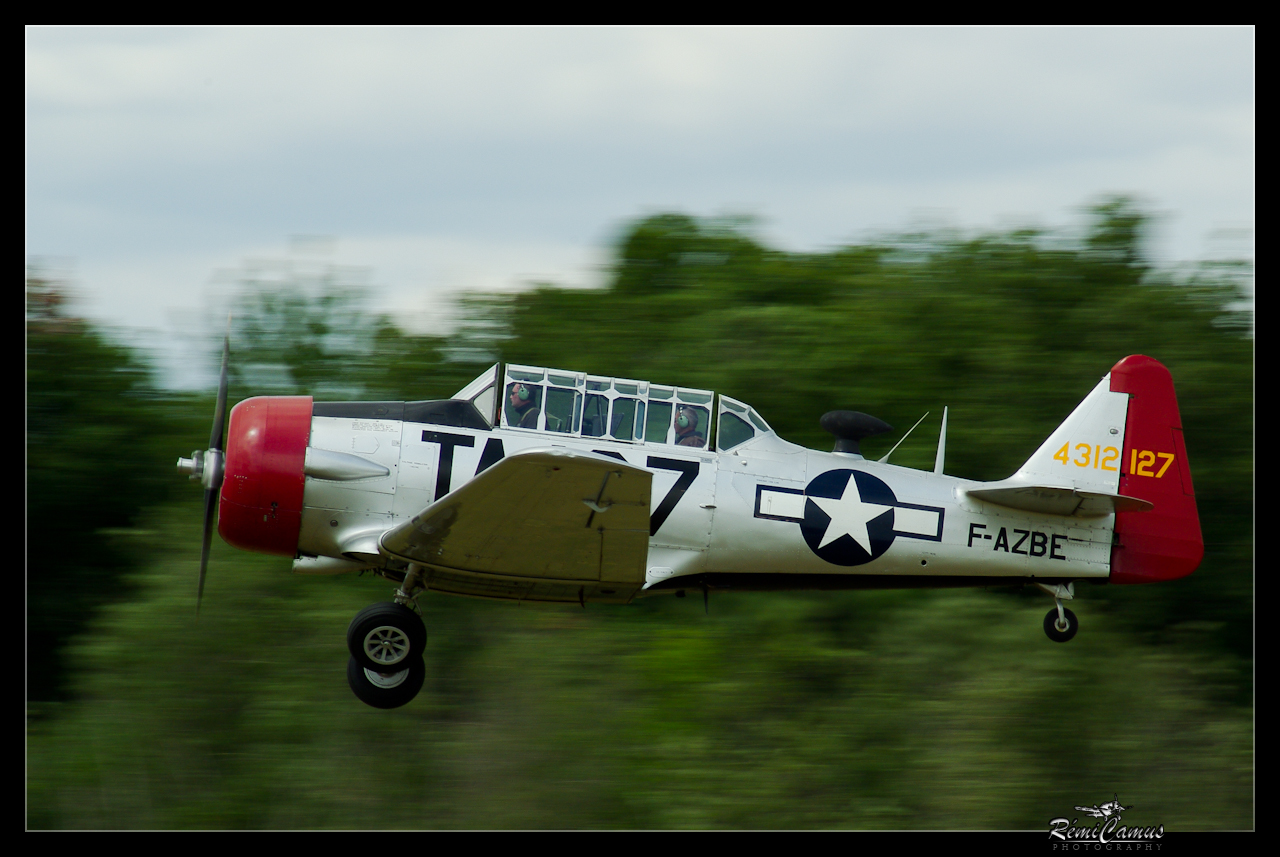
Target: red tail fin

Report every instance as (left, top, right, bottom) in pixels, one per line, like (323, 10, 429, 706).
(1108, 356, 1203, 584)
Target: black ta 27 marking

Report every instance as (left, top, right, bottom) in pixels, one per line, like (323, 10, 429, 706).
(420, 434, 698, 537)
(474, 438, 505, 476)
(646, 456, 700, 536)
(421, 430, 475, 500)
(597, 452, 699, 535)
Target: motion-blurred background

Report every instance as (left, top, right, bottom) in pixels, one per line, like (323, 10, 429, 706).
(27, 27, 1252, 830)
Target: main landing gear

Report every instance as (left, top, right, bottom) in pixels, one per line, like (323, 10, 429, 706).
(1037, 582, 1079, 643)
(347, 655, 426, 709)
(345, 564, 429, 709)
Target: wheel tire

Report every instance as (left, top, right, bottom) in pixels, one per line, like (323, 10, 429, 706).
(347, 602, 427, 672)
(347, 655, 425, 709)
(1044, 607, 1079, 643)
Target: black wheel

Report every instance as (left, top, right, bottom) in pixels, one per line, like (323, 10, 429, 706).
(1044, 607, 1079, 643)
(347, 602, 427, 672)
(347, 655, 425, 709)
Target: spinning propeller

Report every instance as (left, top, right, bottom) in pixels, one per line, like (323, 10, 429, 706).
(175, 322, 231, 615)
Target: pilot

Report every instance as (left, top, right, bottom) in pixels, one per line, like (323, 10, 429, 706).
(508, 382, 541, 429)
(674, 406, 705, 448)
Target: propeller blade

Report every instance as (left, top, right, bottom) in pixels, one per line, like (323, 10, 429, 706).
(209, 322, 230, 452)
(197, 485, 218, 617)
(197, 316, 231, 617)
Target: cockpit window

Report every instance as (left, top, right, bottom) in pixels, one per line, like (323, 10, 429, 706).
(677, 389, 712, 405)
(646, 400, 673, 444)
(717, 395, 770, 451)
(673, 404, 709, 448)
(489, 364, 729, 448)
(544, 387, 579, 433)
(504, 379, 542, 429)
(452, 363, 499, 426)
(611, 397, 640, 440)
(582, 393, 607, 437)
(502, 366, 545, 430)
(748, 410, 771, 433)
(717, 412, 754, 451)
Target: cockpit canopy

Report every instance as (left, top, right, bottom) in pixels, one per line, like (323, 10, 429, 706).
(453, 364, 773, 453)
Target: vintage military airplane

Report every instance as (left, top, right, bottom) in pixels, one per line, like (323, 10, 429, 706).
(178, 350, 1202, 708)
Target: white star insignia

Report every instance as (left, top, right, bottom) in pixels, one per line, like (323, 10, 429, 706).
(808, 475, 893, 553)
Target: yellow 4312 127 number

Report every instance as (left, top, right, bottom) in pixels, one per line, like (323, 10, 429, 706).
(1053, 442, 1120, 470)
(1129, 448, 1175, 478)
(1053, 443, 1175, 477)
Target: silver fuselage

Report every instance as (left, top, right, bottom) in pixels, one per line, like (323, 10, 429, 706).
(296, 413, 1110, 603)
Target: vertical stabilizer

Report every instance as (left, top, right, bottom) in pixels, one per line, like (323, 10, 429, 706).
(1010, 374, 1130, 497)
(1107, 356, 1203, 584)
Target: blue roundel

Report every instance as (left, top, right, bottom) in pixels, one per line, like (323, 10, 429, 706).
(800, 469, 898, 566)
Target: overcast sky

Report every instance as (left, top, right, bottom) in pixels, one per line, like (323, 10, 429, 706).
(26, 26, 1254, 387)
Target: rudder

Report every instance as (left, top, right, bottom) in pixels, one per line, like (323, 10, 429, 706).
(1108, 355, 1203, 584)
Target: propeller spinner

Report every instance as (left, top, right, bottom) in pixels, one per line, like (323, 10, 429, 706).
(176, 328, 230, 615)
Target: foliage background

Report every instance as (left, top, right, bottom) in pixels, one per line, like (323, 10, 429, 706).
(26, 199, 1253, 829)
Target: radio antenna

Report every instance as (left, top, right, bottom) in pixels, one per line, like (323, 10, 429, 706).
(877, 411, 929, 464)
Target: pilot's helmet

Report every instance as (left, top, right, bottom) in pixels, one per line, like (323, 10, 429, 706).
(675, 406, 699, 430)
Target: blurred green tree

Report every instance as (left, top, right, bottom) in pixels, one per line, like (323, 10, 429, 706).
(27, 269, 185, 702)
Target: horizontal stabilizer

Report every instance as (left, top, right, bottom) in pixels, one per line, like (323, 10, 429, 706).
(964, 481, 1153, 517)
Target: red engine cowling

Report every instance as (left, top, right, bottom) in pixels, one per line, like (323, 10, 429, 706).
(218, 396, 313, 556)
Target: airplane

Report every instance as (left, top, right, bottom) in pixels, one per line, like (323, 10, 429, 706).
(178, 350, 1202, 709)
(1075, 794, 1131, 819)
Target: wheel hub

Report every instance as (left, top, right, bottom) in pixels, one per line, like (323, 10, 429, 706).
(363, 625, 411, 666)
(363, 667, 410, 689)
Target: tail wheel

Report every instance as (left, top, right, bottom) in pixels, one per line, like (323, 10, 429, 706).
(347, 655, 425, 709)
(347, 602, 427, 672)
(1044, 607, 1079, 643)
